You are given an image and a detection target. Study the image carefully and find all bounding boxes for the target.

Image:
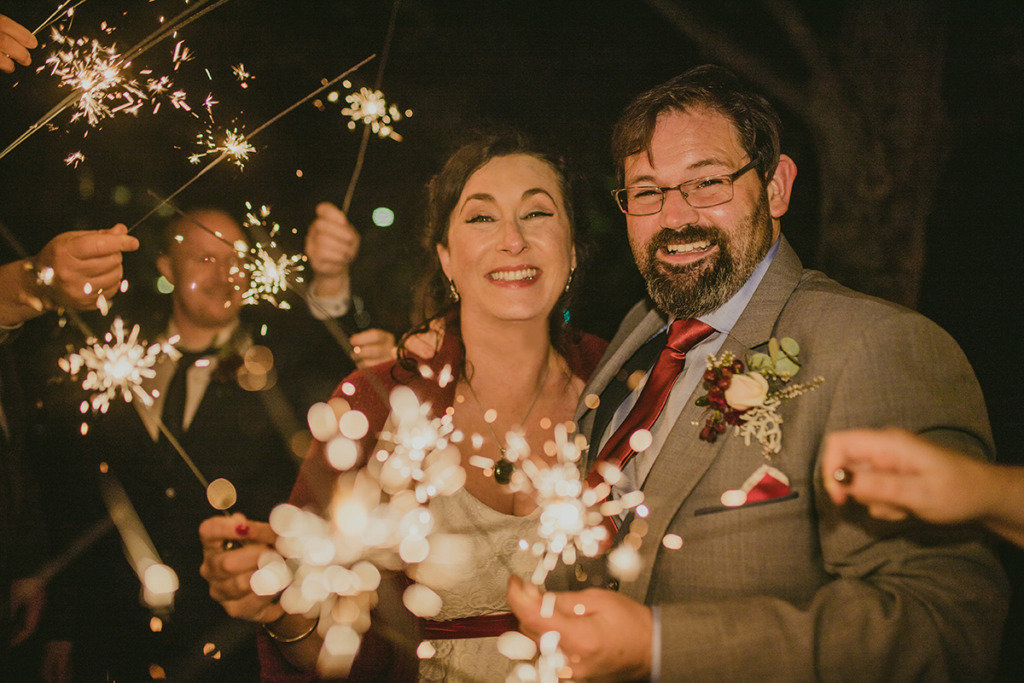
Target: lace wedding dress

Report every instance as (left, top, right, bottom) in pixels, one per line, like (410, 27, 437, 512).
(416, 488, 540, 682)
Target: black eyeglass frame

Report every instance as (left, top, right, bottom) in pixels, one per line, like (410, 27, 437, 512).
(612, 159, 759, 216)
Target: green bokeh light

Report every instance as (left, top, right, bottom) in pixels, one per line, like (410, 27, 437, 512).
(371, 207, 395, 228)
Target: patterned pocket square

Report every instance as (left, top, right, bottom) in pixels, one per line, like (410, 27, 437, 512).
(740, 464, 792, 503)
(694, 464, 798, 516)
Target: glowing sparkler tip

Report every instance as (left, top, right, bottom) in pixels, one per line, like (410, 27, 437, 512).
(340, 87, 408, 141)
(61, 318, 174, 413)
(64, 151, 86, 167)
(191, 127, 256, 169)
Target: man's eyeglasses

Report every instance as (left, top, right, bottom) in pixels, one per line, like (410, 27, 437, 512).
(612, 159, 758, 216)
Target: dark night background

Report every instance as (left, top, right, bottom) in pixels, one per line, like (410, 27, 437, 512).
(2, 0, 1021, 675)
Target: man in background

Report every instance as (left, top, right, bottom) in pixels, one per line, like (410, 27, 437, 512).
(37, 206, 395, 680)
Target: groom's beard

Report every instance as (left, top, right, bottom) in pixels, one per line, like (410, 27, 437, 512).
(633, 194, 772, 319)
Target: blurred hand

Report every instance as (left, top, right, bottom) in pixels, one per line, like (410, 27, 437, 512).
(34, 224, 139, 310)
(305, 202, 359, 294)
(199, 513, 283, 623)
(401, 318, 444, 360)
(822, 428, 991, 523)
(0, 14, 37, 74)
(8, 576, 45, 646)
(349, 328, 395, 367)
(507, 575, 652, 681)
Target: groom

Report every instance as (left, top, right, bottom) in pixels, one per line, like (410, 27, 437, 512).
(509, 65, 1007, 680)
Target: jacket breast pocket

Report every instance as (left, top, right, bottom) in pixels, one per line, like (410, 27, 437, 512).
(693, 491, 799, 517)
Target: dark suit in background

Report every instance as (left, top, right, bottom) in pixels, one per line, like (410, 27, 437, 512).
(27, 297, 374, 681)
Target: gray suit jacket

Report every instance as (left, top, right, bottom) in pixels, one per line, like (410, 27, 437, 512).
(574, 238, 1007, 681)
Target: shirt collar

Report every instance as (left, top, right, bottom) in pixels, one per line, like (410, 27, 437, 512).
(164, 319, 240, 352)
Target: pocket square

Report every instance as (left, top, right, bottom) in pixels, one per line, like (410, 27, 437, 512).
(693, 464, 797, 516)
(718, 464, 793, 507)
(739, 463, 792, 503)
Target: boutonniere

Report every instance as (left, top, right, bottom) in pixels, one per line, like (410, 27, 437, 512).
(695, 337, 824, 454)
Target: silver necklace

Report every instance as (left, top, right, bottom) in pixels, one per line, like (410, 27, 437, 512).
(462, 350, 551, 485)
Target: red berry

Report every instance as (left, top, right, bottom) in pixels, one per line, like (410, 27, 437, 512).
(700, 426, 713, 440)
(720, 367, 733, 379)
(708, 386, 723, 398)
(715, 422, 726, 433)
(716, 377, 731, 390)
(703, 369, 717, 382)
(732, 360, 744, 373)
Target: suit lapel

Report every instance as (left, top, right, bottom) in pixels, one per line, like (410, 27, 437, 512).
(576, 303, 667, 471)
(622, 238, 805, 602)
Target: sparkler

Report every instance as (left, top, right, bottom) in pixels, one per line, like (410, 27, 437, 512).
(58, 317, 177, 413)
(189, 126, 256, 168)
(32, 0, 90, 35)
(506, 630, 569, 683)
(171, 39, 193, 71)
(201, 93, 218, 115)
(239, 203, 306, 308)
(131, 53, 377, 231)
(340, 87, 409, 141)
(279, 362, 644, 677)
(231, 62, 252, 87)
(477, 421, 645, 586)
(56, 310, 240, 504)
(41, 29, 149, 126)
(340, 0, 403, 213)
(256, 384, 470, 676)
(1, 0, 233, 162)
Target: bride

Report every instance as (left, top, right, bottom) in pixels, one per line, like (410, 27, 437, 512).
(199, 129, 606, 680)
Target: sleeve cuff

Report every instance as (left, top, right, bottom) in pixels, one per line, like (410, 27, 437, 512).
(305, 290, 350, 320)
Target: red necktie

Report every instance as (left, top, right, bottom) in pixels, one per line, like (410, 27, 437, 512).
(587, 318, 715, 533)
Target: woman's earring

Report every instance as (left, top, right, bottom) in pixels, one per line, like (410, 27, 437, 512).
(448, 279, 460, 302)
(564, 267, 575, 293)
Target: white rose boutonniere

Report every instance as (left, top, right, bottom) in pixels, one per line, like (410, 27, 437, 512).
(695, 337, 824, 454)
(723, 371, 769, 411)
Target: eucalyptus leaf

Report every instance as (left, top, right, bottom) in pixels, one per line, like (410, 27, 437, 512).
(768, 337, 781, 362)
(780, 337, 800, 357)
(748, 353, 772, 372)
(775, 358, 800, 378)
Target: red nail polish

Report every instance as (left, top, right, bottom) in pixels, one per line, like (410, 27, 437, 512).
(235, 523, 250, 536)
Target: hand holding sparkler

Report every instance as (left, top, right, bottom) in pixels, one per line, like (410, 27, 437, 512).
(305, 202, 359, 299)
(0, 223, 138, 326)
(348, 328, 396, 367)
(31, 223, 138, 309)
(199, 513, 284, 623)
(0, 14, 37, 73)
(304, 202, 396, 366)
(506, 575, 654, 680)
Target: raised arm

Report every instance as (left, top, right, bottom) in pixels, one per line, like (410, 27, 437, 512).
(0, 225, 138, 328)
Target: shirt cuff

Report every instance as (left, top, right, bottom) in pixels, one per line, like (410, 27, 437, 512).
(305, 290, 350, 321)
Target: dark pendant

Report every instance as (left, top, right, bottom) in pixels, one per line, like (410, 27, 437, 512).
(493, 458, 515, 485)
